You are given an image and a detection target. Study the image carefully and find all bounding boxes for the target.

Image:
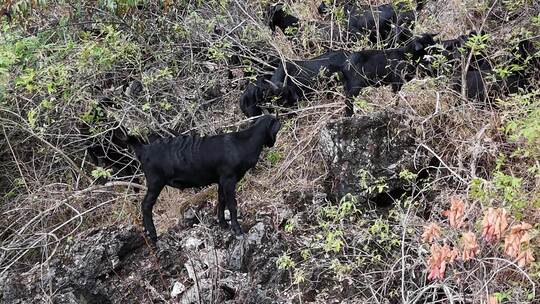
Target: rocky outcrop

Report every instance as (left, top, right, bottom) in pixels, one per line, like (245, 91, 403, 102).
(1, 218, 287, 304)
(319, 110, 428, 204)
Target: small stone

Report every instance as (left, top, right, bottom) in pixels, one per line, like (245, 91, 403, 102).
(183, 208, 196, 221)
(125, 80, 143, 97)
(228, 239, 247, 271)
(183, 236, 203, 251)
(171, 281, 186, 298)
(184, 258, 206, 281)
(248, 223, 265, 245)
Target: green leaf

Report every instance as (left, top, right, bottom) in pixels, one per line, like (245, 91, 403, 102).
(27, 108, 38, 128)
(91, 167, 113, 179)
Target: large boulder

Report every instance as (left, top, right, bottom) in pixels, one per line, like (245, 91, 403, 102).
(1, 220, 287, 304)
(1, 226, 146, 304)
(319, 109, 427, 204)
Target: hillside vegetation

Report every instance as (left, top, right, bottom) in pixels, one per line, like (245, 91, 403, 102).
(0, 0, 539, 303)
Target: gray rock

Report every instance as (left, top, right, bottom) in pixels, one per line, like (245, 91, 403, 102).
(248, 222, 266, 245)
(228, 238, 249, 272)
(201, 248, 226, 270)
(125, 80, 143, 98)
(182, 207, 198, 225)
(1, 221, 284, 304)
(171, 281, 186, 298)
(1, 226, 144, 304)
(183, 236, 204, 251)
(274, 205, 293, 228)
(179, 278, 212, 304)
(227, 222, 268, 272)
(319, 110, 425, 203)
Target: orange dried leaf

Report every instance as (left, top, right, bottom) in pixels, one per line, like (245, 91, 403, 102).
(422, 223, 441, 243)
(427, 244, 447, 281)
(488, 295, 499, 304)
(481, 208, 508, 243)
(517, 249, 535, 267)
(163, 0, 172, 11)
(504, 222, 534, 267)
(427, 243, 457, 281)
(504, 233, 520, 258)
(442, 196, 465, 228)
(504, 223, 532, 257)
(461, 232, 479, 261)
(448, 247, 459, 264)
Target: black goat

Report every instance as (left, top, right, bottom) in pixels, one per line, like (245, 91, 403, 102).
(240, 51, 348, 117)
(86, 127, 140, 182)
(456, 71, 523, 102)
(453, 39, 539, 102)
(318, 0, 352, 15)
(267, 50, 349, 114)
(81, 101, 141, 185)
(239, 58, 281, 117)
(82, 91, 169, 187)
(268, 2, 354, 44)
(439, 33, 473, 59)
(425, 31, 491, 75)
(240, 75, 273, 117)
(319, 0, 426, 46)
(339, 33, 437, 97)
(84, 125, 168, 190)
(268, 3, 299, 34)
(128, 115, 281, 243)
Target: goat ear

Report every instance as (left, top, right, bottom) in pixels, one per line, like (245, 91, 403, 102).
(273, 3, 284, 11)
(239, 95, 249, 115)
(414, 40, 424, 51)
(291, 89, 300, 103)
(267, 118, 281, 147)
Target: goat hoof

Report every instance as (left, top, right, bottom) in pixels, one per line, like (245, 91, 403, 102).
(146, 242, 158, 253)
(143, 233, 158, 250)
(232, 226, 244, 236)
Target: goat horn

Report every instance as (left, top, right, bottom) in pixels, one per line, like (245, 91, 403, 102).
(264, 79, 279, 91)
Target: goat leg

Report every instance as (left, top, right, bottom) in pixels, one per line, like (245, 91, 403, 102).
(344, 99, 354, 117)
(221, 176, 243, 235)
(141, 184, 164, 244)
(217, 183, 228, 229)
